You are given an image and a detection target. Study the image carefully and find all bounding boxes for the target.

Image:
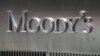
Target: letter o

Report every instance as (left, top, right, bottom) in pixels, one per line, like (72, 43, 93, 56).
(26, 17, 41, 33)
(40, 17, 55, 33)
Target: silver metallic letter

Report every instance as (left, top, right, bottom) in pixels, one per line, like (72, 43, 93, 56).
(26, 17, 41, 33)
(80, 10, 93, 33)
(68, 17, 79, 33)
(53, 18, 68, 33)
(6, 10, 28, 32)
(81, 17, 93, 33)
(40, 17, 55, 33)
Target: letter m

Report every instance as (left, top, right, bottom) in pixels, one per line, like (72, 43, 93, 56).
(6, 10, 28, 32)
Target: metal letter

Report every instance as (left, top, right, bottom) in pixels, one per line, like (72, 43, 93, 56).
(53, 18, 68, 33)
(68, 17, 79, 33)
(26, 17, 41, 33)
(40, 17, 55, 33)
(80, 10, 93, 33)
(6, 10, 28, 32)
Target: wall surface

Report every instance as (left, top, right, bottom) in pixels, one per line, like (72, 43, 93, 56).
(0, 0, 100, 54)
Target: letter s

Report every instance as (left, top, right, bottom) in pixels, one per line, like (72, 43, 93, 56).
(81, 17, 93, 33)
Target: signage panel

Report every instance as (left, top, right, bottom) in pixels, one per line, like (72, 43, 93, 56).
(0, 0, 100, 54)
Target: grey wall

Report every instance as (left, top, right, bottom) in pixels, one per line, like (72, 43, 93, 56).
(0, 0, 100, 54)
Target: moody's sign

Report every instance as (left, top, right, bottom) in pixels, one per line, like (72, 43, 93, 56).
(1, 0, 100, 55)
(0, 9, 98, 54)
(6, 10, 93, 34)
